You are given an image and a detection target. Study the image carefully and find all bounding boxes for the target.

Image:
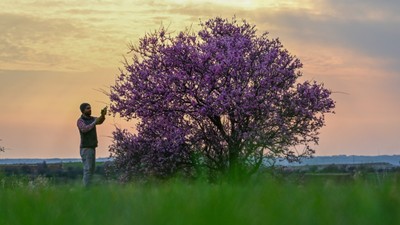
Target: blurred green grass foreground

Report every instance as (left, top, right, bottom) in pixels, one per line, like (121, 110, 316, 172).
(1, 163, 399, 225)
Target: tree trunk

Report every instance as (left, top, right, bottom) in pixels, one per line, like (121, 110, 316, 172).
(228, 142, 242, 181)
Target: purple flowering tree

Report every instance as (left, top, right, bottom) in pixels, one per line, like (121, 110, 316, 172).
(109, 17, 335, 180)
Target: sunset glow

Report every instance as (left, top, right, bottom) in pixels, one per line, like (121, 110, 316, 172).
(1, 0, 399, 158)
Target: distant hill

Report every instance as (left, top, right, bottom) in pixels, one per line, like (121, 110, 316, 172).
(276, 155, 400, 167)
(1, 155, 400, 167)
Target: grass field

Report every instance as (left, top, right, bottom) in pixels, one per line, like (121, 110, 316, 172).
(1, 172, 399, 225)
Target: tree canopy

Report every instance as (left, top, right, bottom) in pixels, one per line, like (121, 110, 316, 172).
(109, 17, 335, 181)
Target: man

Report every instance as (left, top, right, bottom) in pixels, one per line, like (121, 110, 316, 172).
(77, 103, 107, 187)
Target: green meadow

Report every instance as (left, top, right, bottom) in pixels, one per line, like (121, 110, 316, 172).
(1, 169, 399, 225)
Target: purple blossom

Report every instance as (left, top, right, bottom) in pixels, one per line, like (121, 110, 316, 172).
(109, 17, 335, 181)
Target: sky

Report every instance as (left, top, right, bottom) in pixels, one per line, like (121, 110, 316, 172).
(1, 0, 399, 158)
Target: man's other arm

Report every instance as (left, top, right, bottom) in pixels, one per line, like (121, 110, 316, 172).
(77, 118, 96, 133)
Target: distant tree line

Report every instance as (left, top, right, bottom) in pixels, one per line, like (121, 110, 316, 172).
(279, 163, 400, 174)
(0, 161, 109, 183)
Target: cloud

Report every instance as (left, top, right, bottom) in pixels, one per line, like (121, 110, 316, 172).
(318, 0, 400, 21)
(255, 10, 400, 60)
(0, 1, 182, 71)
(2, 1, 399, 73)
(162, 1, 400, 73)
(252, 0, 400, 73)
(0, 13, 92, 70)
(0, 13, 86, 41)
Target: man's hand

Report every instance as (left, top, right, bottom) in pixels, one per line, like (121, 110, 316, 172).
(96, 106, 107, 125)
(101, 106, 107, 117)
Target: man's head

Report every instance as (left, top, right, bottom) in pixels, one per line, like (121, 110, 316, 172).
(80, 103, 91, 116)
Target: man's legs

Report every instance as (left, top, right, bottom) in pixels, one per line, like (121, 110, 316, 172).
(80, 148, 96, 187)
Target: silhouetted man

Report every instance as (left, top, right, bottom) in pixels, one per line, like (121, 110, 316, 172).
(77, 103, 107, 187)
